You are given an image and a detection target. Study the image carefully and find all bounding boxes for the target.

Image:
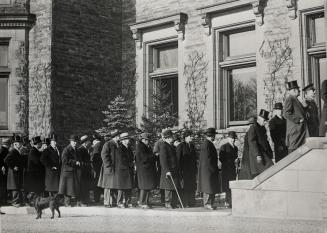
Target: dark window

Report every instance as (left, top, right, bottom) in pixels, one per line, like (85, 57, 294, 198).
(0, 75, 8, 130)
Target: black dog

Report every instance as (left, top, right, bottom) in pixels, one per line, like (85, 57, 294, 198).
(35, 195, 61, 219)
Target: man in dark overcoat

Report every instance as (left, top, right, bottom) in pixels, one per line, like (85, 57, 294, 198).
(320, 80, 327, 136)
(58, 135, 81, 206)
(0, 138, 10, 213)
(97, 130, 120, 207)
(25, 136, 45, 198)
(284, 80, 309, 153)
(40, 134, 61, 196)
(90, 134, 103, 203)
(77, 135, 93, 206)
(197, 128, 219, 210)
(242, 110, 274, 179)
(115, 132, 134, 208)
(269, 103, 288, 162)
(153, 133, 165, 205)
(219, 131, 238, 208)
(303, 84, 320, 137)
(20, 136, 30, 204)
(136, 133, 157, 208)
(4, 135, 24, 207)
(176, 130, 197, 207)
(159, 129, 180, 209)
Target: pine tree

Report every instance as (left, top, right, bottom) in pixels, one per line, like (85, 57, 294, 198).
(96, 95, 135, 136)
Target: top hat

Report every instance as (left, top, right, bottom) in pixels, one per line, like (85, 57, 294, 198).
(22, 136, 30, 145)
(258, 109, 269, 121)
(69, 135, 79, 142)
(92, 134, 102, 141)
(286, 80, 300, 90)
(227, 131, 237, 139)
(140, 132, 151, 141)
(302, 83, 315, 92)
(162, 129, 173, 139)
(80, 135, 90, 144)
(12, 135, 22, 143)
(182, 130, 193, 138)
(31, 136, 42, 145)
(42, 138, 50, 145)
(173, 134, 181, 142)
(204, 128, 217, 136)
(273, 102, 283, 110)
(49, 134, 58, 142)
(119, 132, 131, 141)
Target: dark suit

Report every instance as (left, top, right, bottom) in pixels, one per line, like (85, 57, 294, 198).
(40, 146, 61, 193)
(176, 142, 197, 207)
(197, 139, 219, 207)
(26, 147, 45, 194)
(219, 143, 238, 205)
(269, 116, 288, 162)
(0, 145, 9, 205)
(319, 80, 327, 136)
(284, 95, 309, 152)
(77, 145, 93, 204)
(239, 130, 253, 180)
(304, 99, 320, 137)
(90, 141, 103, 202)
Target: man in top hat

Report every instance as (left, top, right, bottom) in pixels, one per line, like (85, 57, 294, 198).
(302, 84, 320, 137)
(77, 135, 93, 206)
(320, 80, 327, 136)
(219, 131, 239, 208)
(0, 138, 11, 213)
(40, 134, 61, 196)
(4, 135, 24, 207)
(135, 132, 157, 208)
(284, 80, 309, 153)
(176, 130, 197, 208)
(241, 110, 274, 179)
(20, 136, 30, 205)
(59, 135, 81, 206)
(90, 134, 103, 203)
(115, 132, 134, 208)
(159, 129, 181, 209)
(269, 103, 288, 162)
(153, 130, 166, 205)
(25, 136, 45, 200)
(98, 130, 120, 207)
(197, 128, 220, 210)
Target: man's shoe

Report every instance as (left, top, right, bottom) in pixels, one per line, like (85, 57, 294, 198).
(127, 204, 133, 208)
(0, 211, 5, 215)
(141, 205, 151, 209)
(204, 205, 215, 210)
(165, 204, 173, 209)
(104, 204, 112, 208)
(12, 203, 22, 208)
(117, 204, 125, 208)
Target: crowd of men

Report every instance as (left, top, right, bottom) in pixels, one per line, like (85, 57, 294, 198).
(0, 80, 326, 214)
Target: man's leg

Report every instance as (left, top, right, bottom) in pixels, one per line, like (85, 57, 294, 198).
(165, 190, 173, 208)
(124, 189, 132, 207)
(117, 190, 124, 207)
(139, 189, 145, 205)
(103, 188, 110, 206)
(110, 189, 117, 206)
(64, 195, 71, 207)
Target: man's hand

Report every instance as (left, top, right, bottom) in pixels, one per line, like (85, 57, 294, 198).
(299, 118, 304, 123)
(1, 166, 5, 174)
(256, 156, 262, 163)
(76, 161, 81, 166)
(166, 171, 172, 178)
(13, 166, 19, 171)
(52, 167, 57, 170)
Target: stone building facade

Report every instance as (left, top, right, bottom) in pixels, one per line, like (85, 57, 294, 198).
(0, 0, 326, 144)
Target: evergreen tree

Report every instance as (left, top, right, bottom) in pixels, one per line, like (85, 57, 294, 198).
(96, 95, 135, 136)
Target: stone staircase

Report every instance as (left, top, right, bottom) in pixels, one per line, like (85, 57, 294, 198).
(230, 138, 327, 220)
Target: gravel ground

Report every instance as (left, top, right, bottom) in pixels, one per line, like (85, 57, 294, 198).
(1, 211, 326, 233)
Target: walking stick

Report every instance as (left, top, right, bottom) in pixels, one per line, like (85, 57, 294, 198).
(167, 174, 184, 209)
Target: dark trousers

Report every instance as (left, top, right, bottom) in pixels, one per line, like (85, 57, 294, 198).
(117, 189, 132, 205)
(139, 189, 150, 205)
(160, 189, 165, 204)
(93, 187, 102, 203)
(103, 188, 117, 206)
(225, 188, 231, 206)
(165, 190, 178, 206)
(182, 190, 195, 207)
(203, 193, 215, 207)
(11, 190, 23, 205)
(80, 189, 90, 204)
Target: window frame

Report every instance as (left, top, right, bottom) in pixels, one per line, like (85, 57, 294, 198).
(215, 21, 256, 128)
(0, 74, 9, 130)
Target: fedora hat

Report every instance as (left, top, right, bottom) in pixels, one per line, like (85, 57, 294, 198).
(258, 109, 269, 121)
(69, 134, 79, 142)
(302, 83, 315, 92)
(204, 128, 217, 136)
(162, 129, 173, 139)
(227, 131, 237, 139)
(119, 132, 131, 141)
(31, 136, 42, 145)
(49, 134, 58, 142)
(80, 135, 90, 144)
(140, 132, 151, 141)
(273, 102, 283, 110)
(286, 80, 300, 90)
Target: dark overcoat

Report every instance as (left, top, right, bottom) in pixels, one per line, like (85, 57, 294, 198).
(25, 147, 45, 193)
(20, 145, 30, 189)
(319, 80, 327, 136)
(0, 145, 9, 199)
(197, 139, 219, 194)
(135, 141, 157, 190)
(77, 146, 93, 193)
(247, 122, 274, 176)
(176, 142, 197, 191)
(113, 144, 134, 190)
(305, 99, 320, 137)
(284, 95, 309, 150)
(91, 141, 103, 186)
(97, 140, 118, 189)
(58, 145, 80, 197)
(269, 116, 288, 162)
(219, 143, 238, 193)
(4, 148, 24, 190)
(40, 146, 61, 192)
(159, 141, 180, 190)
(238, 130, 253, 180)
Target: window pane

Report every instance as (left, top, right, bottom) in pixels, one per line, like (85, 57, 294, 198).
(157, 45, 178, 69)
(314, 16, 325, 44)
(229, 30, 256, 57)
(0, 45, 8, 67)
(154, 77, 178, 117)
(319, 58, 327, 110)
(229, 66, 257, 122)
(0, 0, 11, 4)
(0, 77, 8, 129)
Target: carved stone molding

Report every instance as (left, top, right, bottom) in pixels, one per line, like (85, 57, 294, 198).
(286, 0, 297, 19)
(0, 14, 36, 29)
(252, 0, 265, 26)
(131, 28, 142, 49)
(174, 13, 187, 40)
(201, 13, 211, 36)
